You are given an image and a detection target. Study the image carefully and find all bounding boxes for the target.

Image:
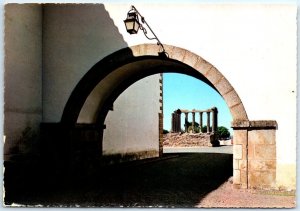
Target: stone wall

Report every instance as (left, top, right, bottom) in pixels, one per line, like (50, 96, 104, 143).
(232, 120, 277, 189)
(163, 133, 217, 147)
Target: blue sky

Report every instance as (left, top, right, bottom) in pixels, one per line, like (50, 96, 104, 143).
(163, 73, 233, 133)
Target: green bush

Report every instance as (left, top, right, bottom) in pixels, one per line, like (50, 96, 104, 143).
(183, 121, 230, 138)
(185, 121, 200, 133)
(217, 126, 230, 140)
(201, 125, 207, 133)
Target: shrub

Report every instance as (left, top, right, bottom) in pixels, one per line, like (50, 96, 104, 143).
(217, 126, 230, 140)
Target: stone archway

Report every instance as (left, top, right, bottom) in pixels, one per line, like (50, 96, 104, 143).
(59, 44, 277, 190)
(62, 44, 248, 124)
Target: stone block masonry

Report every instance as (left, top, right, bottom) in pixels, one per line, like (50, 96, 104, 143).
(232, 120, 277, 189)
(163, 133, 216, 147)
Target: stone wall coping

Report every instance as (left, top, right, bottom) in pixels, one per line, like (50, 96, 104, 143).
(231, 120, 278, 129)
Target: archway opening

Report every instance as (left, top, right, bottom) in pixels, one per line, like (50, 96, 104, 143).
(50, 44, 250, 191)
(61, 44, 248, 127)
(33, 44, 259, 206)
(96, 72, 234, 207)
(162, 73, 233, 150)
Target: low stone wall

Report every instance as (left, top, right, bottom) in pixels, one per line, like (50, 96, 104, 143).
(163, 133, 219, 147)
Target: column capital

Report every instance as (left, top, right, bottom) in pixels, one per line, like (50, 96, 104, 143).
(211, 107, 218, 113)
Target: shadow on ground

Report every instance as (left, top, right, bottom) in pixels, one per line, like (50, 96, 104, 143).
(4, 153, 233, 207)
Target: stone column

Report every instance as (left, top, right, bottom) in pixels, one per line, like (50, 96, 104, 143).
(207, 111, 210, 133)
(184, 113, 188, 133)
(175, 113, 178, 133)
(172, 110, 182, 133)
(177, 113, 181, 132)
(171, 112, 175, 132)
(199, 112, 203, 133)
(192, 112, 195, 133)
(212, 107, 218, 133)
(175, 112, 181, 132)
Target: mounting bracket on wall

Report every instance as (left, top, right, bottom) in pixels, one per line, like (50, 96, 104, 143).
(124, 5, 168, 58)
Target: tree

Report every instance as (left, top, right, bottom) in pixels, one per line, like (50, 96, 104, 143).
(163, 129, 169, 134)
(201, 125, 207, 133)
(182, 122, 230, 139)
(186, 121, 200, 133)
(217, 126, 230, 140)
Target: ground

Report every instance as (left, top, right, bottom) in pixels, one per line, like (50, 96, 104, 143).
(4, 149, 296, 208)
(198, 177, 296, 208)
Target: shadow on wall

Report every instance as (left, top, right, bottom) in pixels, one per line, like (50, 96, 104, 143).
(42, 3, 130, 122)
(4, 3, 130, 159)
(5, 3, 131, 206)
(4, 4, 43, 161)
(4, 4, 232, 207)
(3, 3, 124, 157)
(41, 3, 134, 173)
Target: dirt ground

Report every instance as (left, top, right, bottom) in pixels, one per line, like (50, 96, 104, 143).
(197, 177, 296, 208)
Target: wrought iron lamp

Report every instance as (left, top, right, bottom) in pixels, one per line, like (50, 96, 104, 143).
(124, 12, 140, 34)
(124, 5, 167, 56)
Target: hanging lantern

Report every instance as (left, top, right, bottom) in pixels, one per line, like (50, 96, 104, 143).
(124, 12, 140, 34)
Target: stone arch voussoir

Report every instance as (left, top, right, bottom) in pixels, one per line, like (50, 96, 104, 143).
(130, 44, 248, 121)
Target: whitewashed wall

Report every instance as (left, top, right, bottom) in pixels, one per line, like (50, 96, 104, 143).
(103, 75, 161, 155)
(4, 3, 296, 188)
(5, 4, 161, 160)
(105, 4, 296, 188)
(4, 4, 43, 159)
(42, 4, 161, 156)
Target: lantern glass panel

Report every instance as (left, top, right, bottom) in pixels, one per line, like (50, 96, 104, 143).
(124, 19, 139, 34)
(125, 20, 134, 31)
(133, 20, 140, 32)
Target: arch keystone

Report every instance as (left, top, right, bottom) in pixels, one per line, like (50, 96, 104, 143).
(131, 44, 160, 56)
(164, 45, 175, 56)
(130, 45, 141, 57)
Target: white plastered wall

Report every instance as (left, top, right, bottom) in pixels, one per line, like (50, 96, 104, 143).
(42, 4, 161, 156)
(103, 75, 161, 155)
(4, 3, 296, 188)
(104, 4, 296, 188)
(4, 4, 43, 160)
